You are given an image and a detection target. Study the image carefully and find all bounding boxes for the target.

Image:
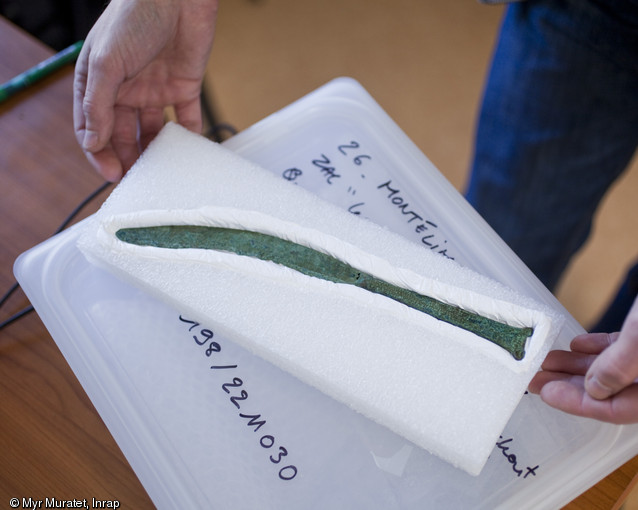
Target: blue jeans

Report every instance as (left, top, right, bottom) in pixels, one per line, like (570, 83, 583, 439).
(466, 0, 638, 294)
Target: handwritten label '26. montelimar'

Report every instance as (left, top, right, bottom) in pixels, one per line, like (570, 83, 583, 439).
(280, 139, 454, 260)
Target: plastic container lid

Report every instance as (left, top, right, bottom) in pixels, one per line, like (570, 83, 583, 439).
(15, 77, 638, 509)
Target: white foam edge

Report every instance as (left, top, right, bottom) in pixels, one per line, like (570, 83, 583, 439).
(90, 205, 555, 373)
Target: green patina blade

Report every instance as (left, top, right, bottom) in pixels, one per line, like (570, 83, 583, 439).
(116, 225, 532, 360)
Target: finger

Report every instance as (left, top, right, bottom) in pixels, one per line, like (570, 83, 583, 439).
(84, 145, 123, 183)
(539, 349, 595, 376)
(81, 50, 125, 154)
(174, 95, 203, 134)
(570, 332, 618, 354)
(585, 299, 638, 399)
(528, 370, 574, 394)
(73, 44, 91, 147)
(541, 379, 638, 424)
(111, 104, 141, 175)
(139, 106, 165, 150)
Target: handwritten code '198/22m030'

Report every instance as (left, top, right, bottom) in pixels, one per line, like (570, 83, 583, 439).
(178, 315, 299, 481)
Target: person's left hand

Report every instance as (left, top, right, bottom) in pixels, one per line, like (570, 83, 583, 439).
(529, 299, 638, 424)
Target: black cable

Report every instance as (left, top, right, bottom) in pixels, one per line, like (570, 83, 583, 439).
(0, 282, 19, 309)
(201, 82, 238, 142)
(0, 180, 112, 331)
(0, 306, 34, 331)
(53, 180, 111, 234)
(208, 122, 238, 141)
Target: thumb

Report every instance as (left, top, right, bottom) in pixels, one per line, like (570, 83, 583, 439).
(585, 297, 638, 399)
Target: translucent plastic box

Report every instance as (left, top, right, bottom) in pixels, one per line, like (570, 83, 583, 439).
(15, 78, 638, 509)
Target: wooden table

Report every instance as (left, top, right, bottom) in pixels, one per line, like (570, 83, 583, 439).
(0, 16, 154, 508)
(0, 15, 636, 509)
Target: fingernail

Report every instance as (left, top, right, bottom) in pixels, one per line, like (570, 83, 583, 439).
(585, 374, 613, 400)
(83, 130, 99, 151)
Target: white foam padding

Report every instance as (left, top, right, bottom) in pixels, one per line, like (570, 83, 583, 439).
(78, 123, 563, 475)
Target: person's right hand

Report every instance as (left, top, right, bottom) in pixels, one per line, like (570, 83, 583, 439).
(74, 0, 219, 182)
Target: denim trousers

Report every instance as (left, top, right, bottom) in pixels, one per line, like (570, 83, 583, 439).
(465, 0, 638, 301)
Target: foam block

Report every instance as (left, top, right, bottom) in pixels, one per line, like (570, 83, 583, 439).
(78, 123, 563, 475)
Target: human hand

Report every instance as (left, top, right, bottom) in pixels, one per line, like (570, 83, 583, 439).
(529, 298, 638, 424)
(73, 0, 219, 182)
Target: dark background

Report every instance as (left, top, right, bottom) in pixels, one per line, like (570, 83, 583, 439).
(0, 0, 105, 50)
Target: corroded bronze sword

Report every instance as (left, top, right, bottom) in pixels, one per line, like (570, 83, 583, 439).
(116, 225, 532, 360)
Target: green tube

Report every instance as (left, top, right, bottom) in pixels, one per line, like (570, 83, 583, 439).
(116, 225, 532, 360)
(0, 40, 83, 103)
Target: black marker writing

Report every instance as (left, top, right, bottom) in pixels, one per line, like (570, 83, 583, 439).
(179, 315, 298, 481)
(496, 436, 539, 479)
(312, 154, 341, 184)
